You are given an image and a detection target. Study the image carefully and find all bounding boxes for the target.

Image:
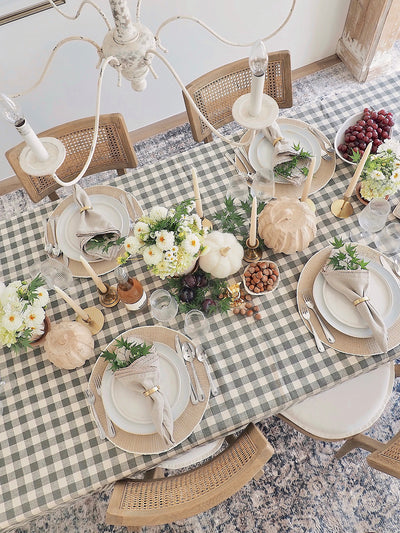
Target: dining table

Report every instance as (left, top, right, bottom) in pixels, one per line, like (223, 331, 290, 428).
(1, 71, 400, 532)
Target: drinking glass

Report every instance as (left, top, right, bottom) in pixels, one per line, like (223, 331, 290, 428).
(183, 309, 210, 341)
(374, 221, 400, 269)
(149, 289, 178, 324)
(40, 257, 73, 290)
(250, 168, 275, 202)
(349, 198, 391, 243)
(226, 174, 249, 202)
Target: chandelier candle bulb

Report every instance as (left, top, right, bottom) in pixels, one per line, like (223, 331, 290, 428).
(301, 156, 316, 203)
(344, 142, 372, 199)
(54, 286, 90, 322)
(79, 255, 108, 293)
(15, 120, 49, 162)
(249, 196, 258, 247)
(249, 40, 268, 118)
(191, 167, 203, 218)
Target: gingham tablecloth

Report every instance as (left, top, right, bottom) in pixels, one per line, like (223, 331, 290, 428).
(1, 72, 400, 531)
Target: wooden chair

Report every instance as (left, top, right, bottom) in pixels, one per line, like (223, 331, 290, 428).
(5, 113, 138, 203)
(105, 423, 274, 531)
(183, 50, 292, 143)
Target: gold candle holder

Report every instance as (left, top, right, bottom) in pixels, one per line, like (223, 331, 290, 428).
(76, 306, 104, 335)
(202, 217, 213, 231)
(331, 194, 354, 219)
(244, 237, 263, 263)
(97, 282, 120, 308)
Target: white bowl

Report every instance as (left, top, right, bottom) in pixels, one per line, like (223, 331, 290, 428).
(334, 112, 363, 165)
(242, 261, 280, 296)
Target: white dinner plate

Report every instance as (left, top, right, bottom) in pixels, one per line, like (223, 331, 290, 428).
(101, 341, 190, 435)
(55, 194, 130, 262)
(248, 122, 321, 183)
(313, 260, 400, 338)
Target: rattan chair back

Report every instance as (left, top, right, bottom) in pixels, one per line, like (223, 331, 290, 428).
(5, 113, 138, 203)
(183, 50, 292, 143)
(106, 423, 274, 529)
(367, 431, 400, 478)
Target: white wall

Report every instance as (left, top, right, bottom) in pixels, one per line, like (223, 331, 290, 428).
(0, 0, 350, 180)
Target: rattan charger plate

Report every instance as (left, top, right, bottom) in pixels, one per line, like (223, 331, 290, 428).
(237, 118, 336, 199)
(45, 185, 142, 277)
(88, 325, 210, 454)
(297, 244, 400, 356)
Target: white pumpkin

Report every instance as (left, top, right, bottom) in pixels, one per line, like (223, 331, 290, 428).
(43, 320, 94, 369)
(199, 231, 244, 278)
(258, 197, 317, 254)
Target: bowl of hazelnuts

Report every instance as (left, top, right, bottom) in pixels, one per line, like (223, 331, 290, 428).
(242, 261, 280, 295)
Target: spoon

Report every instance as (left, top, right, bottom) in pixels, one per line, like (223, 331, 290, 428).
(195, 345, 218, 396)
(182, 342, 205, 402)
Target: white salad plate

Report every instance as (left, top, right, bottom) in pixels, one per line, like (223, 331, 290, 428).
(313, 260, 400, 338)
(248, 122, 321, 183)
(101, 341, 191, 435)
(55, 194, 130, 262)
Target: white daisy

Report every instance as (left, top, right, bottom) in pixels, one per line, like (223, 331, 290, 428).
(142, 245, 163, 266)
(24, 305, 45, 329)
(1, 308, 23, 331)
(164, 250, 176, 262)
(149, 206, 168, 222)
(182, 234, 200, 255)
(35, 287, 49, 308)
(370, 170, 385, 181)
(155, 230, 175, 251)
(124, 235, 142, 254)
(134, 221, 150, 241)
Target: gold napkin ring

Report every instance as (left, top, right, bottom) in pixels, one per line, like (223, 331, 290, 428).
(273, 137, 283, 146)
(79, 206, 93, 213)
(143, 385, 160, 397)
(353, 296, 369, 306)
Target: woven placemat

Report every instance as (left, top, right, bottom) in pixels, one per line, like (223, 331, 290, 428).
(297, 244, 400, 356)
(45, 185, 142, 277)
(238, 118, 336, 199)
(88, 325, 210, 454)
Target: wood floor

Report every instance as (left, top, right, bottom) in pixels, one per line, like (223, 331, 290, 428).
(0, 54, 341, 198)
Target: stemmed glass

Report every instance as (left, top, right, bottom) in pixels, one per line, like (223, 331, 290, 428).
(349, 198, 391, 244)
(149, 289, 178, 324)
(374, 221, 400, 270)
(226, 173, 249, 202)
(40, 257, 73, 290)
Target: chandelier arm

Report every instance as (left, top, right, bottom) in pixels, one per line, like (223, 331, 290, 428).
(135, 0, 143, 23)
(47, 0, 112, 30)
(154, 0, 296, 50)
(50, 55, 118, 187)
(11, 37, 102, 99)
(147, 49, 252, 149)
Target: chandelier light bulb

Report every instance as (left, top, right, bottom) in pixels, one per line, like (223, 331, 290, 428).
(249, 40, 268, 77)
(0, 93, 24, 125)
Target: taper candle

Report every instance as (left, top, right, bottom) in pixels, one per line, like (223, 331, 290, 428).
(249, 196, 258, 247)
(301, 156, 316, 202)
(79, 255, 107, 292)
(344, 142, 372, 198)
(192, 167, 203, 218)
(54, 285, 90, 321)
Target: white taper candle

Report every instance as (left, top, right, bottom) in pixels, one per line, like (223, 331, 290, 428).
(344, 142, 372, 199)
(54, 286, 90, 321)
(301, 156, 316, 203)
(79, 255, 107, 293)
(249, 196, 258, 247)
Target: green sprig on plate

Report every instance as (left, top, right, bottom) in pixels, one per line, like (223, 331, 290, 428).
(328, 237, 369, 271)
(101, 338, 152, 372)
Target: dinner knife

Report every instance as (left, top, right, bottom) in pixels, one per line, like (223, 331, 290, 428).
(379, 255, 400, 280)
(175, 335, 198, 404)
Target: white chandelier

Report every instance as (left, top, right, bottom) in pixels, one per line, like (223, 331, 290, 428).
(0, 0, 296, 187)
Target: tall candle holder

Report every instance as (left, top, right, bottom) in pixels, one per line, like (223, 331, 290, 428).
(244, 237, 263, 263)
(97, 282, 120, 308)
(76, 306, 105, 335)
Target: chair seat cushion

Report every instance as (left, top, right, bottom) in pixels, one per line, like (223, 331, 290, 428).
(280, 362, 394, 439)
(158, 438, 225, 469)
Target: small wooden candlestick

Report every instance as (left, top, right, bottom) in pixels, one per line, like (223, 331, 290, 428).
(244, 237, 262, 263)
(76, 306, 104, 335)
(97, 282, 120, 308)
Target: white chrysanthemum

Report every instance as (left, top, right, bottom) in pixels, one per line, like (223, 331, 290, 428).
(134, 221, 150, 241)
(142, 245, 163, 265)
(124, 235, 142, 254)
(370, 170, 385, 181)
(0, 285, 20, 306)
(378, 138, 400, 156)
(24, 305, 45, 329)
(1, 309, 23, 331)
(35, 286, 49, 307)
(149, 206, 168, 222)
(155, 230, 175, 251)
(182, 234, 200, 255)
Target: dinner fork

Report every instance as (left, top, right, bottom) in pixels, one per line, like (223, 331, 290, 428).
(300, 306, 325, 352)
(119, 194, 135, 232)
(93, 375, 116, 437)
(307, 125, 335, 153)
(302, 293, 335, 343)
(85, 389, 106, 440)
(321, 152, 333, 161)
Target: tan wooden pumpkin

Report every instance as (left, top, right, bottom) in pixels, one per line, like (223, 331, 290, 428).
(43, 320, 94, 369)
(258, 198, 317, 254)
(199, 231, 244, 278)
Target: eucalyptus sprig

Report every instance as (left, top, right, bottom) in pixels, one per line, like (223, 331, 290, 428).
(85, 234, 125, 253)
(328, 237, 369, 271)
(273, 143, 311, 180)
(101, 338, 152, 372)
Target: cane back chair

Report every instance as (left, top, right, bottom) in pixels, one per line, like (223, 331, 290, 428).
(5, 113, 138, 203)
(183, 50, 292, 143)
(106, 423, 274, 531)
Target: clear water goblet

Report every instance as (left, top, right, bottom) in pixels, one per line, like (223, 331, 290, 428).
(40, 257, 73, 290)
(349, 198, 391, 243)
(149, 289, 178, 324)
(250, 168, 275, 202)
(374, 221, 400, 270)
(183, 309, 210, 342)
(226, 174, 249, 202)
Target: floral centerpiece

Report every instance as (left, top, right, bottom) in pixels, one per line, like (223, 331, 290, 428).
(118, 199, 207, 279)
(355, 139, 400, 201)
(0, 274, 49, 352)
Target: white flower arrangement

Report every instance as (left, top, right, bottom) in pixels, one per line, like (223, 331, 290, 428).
(118, 199, 207, 279)
(0, 274, 49, 352)
(358, 138, 400, 201)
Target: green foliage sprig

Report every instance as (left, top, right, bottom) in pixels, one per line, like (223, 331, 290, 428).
(273, 143, 311, 180)
(328, 237, 369, 271)
(17, 274, 46, 311)
(85, 234, 125, 253)
(101, 337, 152, 372)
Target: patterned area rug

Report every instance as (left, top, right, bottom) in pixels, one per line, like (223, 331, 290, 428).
(5, 51, 400, 532)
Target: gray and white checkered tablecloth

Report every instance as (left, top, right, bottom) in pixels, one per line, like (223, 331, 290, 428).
(1, 73, 400, 531)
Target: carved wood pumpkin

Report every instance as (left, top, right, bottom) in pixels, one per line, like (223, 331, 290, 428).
(258, 198, 317, 254)
(43, 320, 94, 369)
(199, 231, 244, 278)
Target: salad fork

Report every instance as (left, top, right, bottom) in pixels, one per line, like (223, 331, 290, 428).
(307, 125, 335, 153)
(93, 375, 116, 437)
(302, 293, 335, 343)
(300, 305, 325, 352)
(85, 389, 106, 440)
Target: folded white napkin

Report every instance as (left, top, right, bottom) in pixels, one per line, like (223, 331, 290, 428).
(73, 184, 121, 261)
(113, 336, 175, 446)
(262, 121, 310, 186)
(321, 249, 388, 352)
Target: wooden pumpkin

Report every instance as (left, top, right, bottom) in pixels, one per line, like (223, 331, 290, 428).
(43, 320, 94, 369)
(199, 231, 244, 278)
(258, 198, 317, 254)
